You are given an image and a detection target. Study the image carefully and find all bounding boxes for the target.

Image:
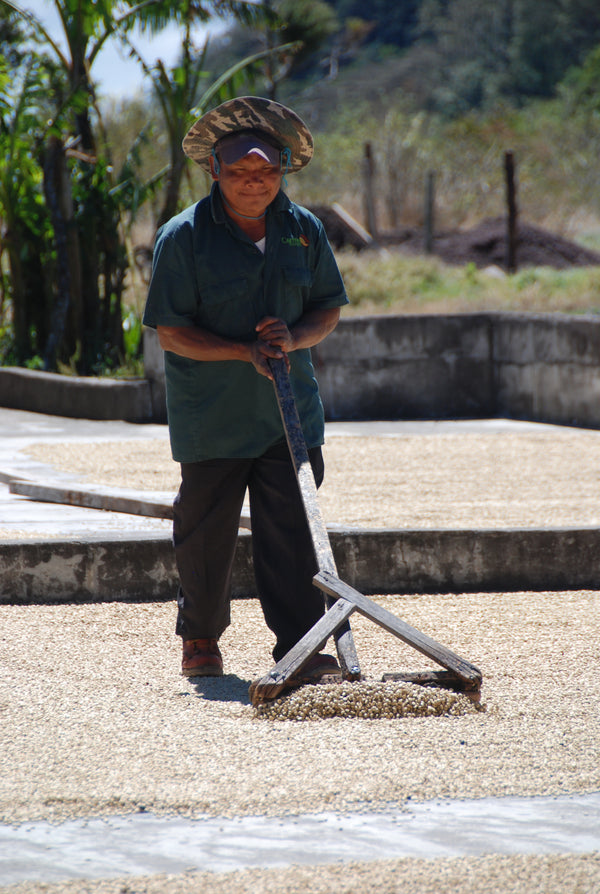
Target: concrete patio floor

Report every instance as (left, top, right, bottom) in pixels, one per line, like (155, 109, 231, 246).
(1, 407, 599, 893)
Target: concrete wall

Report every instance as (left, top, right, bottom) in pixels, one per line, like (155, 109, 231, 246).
(142, 328, 168, 423)
(315, 311, 600, 426)
(3, 526, 600, 605)
(4, 312, 600, 427)
(142, 311, 600, 428)
(0, 533, 254, 605)
(493, 313, 600, 427)
(314, 314, 494, 420)
(0, 367, 154, 423)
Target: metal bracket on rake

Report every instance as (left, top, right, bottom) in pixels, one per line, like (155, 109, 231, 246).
(248, 358, 482, 707)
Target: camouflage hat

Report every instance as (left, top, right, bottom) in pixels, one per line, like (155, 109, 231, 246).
(182, 96, 314, 173)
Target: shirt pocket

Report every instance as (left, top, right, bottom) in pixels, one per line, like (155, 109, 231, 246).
(196, 277, 254, 338)
(280, 266, 314, 320)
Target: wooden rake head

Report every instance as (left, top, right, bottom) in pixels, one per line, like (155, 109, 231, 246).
(248, 358, 482, 707)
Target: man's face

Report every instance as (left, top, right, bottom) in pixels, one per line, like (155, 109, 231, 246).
(211, 152, 282, 220)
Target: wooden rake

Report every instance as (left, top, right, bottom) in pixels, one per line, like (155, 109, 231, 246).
(248, 357, 482, 706)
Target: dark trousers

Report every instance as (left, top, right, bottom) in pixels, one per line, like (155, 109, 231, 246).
(173, 441, 325, 661)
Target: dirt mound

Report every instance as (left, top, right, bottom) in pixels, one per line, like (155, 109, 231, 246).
(311, 204, 600, 269)
(388, 217, 600, 270)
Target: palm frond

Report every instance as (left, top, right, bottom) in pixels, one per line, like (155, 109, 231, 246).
(190, 39, 301, 116)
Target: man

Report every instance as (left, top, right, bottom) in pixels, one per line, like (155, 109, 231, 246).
(143, 96, 347, 681)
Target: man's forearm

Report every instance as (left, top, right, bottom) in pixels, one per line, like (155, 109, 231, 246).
(289, 307, 340, 350)
(157, 325, 252, 362)
(159, 306, 341, 362)
(252, 306, 340, 354)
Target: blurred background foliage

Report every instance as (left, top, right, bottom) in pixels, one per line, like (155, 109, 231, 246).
(2, 0, 600, 373)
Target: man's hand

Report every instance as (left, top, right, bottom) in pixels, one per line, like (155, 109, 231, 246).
(249, 337, 289, 379)
(255, 317, 294, 353)
(249, 317, 292, 379)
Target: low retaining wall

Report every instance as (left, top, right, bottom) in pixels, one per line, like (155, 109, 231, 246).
(3, 311, 600, 427)
(314, 313, 494, 419)
(2, 526, 599, 605)
(142, 326, 167, 423)
(0, 367, 154, 423)
(144, 311, 600, 428)
(314, 311, 600, 427)
(493, 313, 600, 427)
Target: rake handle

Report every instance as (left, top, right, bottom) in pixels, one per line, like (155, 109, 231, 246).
(268, 356, 361, 679)
(268, 356, 336, 575)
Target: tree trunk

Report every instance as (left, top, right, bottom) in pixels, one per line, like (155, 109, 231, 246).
(42, 135, 83, 369)
(157, 154, 187, 231)
(70, 58, 103, 372)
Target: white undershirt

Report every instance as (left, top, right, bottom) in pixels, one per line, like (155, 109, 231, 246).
(255, 237, 266, 254)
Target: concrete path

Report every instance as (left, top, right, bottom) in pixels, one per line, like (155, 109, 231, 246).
(0, 408, 173, 539)
(3, 793, 600, 886)
(0, 405, 588, 541)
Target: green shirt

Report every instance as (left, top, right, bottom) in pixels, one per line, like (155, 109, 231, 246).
(143, 186, 348, 462)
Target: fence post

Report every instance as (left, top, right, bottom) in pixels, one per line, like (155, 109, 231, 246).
(424, 170, 435, 254)
(504, 151, 518, 273)
(363, 143, 378, 240)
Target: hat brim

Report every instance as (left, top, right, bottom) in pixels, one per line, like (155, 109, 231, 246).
(182, 96, 313, 174)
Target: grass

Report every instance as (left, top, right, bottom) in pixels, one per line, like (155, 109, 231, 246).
(335, 249, 600, 317)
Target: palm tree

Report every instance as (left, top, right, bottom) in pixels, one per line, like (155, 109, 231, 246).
(0, 53, 54, 363)
(1, 0, 160, 368)
(1, 0, 299, 369)
(0, 0, 271, 369)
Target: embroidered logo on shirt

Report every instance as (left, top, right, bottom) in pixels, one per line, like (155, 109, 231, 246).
(281, 234, 309, 248)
